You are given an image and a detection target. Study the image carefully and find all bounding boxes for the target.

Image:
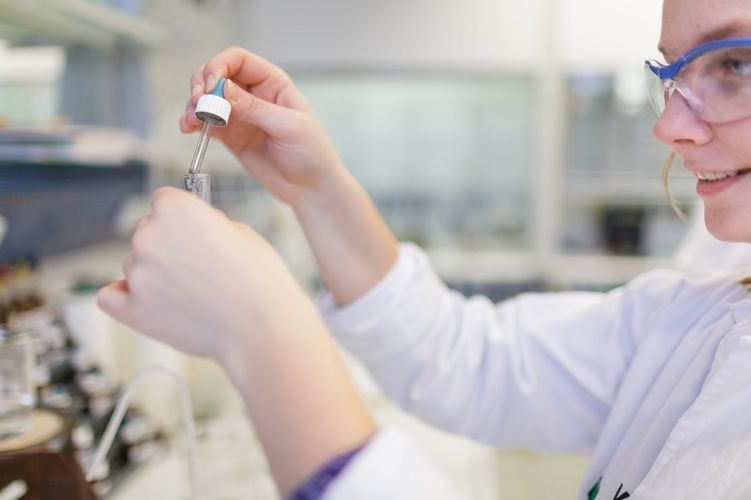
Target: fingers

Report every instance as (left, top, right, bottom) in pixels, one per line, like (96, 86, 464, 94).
(181, 66, 208, 133)
(122, 251, 136, 280)
(151, 186, 193, 213)
(189, 65, 206, 104)
(101, 188, 215, 331)
(97, 280, 132, 325)
(232, 220, 263, 241)
(134, 214, 151, 234)
(202, 47, 309, 110)
(181, 46, 310, 136)
(202, 46, 289, 94)
(181, 78, 300, 137)
(149, 187, 226, 230)
(223, 78, 301, 137)
(180, 98, 202, 133)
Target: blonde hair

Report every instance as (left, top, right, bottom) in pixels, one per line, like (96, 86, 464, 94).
(662, 151, 751, 289)
(661, 151, 686, 220)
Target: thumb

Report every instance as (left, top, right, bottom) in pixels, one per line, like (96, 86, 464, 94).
(97, 280, 133, 325)
(224, 79, 300, 137)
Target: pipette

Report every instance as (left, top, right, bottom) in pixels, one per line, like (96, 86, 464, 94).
(185, 77, 231, 203)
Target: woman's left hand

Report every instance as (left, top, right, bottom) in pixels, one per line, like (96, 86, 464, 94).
(98, 187, 377, 495)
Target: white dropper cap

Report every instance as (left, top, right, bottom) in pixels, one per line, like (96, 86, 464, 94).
(195, 77, 231, 126)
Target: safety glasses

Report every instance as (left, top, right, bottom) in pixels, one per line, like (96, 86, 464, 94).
(645, 37, 751, 124)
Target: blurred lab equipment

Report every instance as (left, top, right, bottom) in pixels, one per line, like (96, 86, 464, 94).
(0, 261, 166, 498)
(0, 215, 6, 249)
(0, 409, 95, 500)
(0, 331, 35, 439)
(86, 366, 198, 499)
(600, 206, 645, 255)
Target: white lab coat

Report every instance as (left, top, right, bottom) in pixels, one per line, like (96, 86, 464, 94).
(319, 244, 751, 500)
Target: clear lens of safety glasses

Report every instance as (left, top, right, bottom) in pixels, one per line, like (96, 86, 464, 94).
(645, 46, 751, 124)
(687, 46, 751, 123)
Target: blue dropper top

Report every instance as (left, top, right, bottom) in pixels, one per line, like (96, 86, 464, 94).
(211, 77, 226, 98)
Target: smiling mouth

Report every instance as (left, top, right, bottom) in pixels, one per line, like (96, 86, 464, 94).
(696, 168, 751, 181)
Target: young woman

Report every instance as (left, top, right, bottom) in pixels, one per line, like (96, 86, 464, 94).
(98, 0, 751, 498)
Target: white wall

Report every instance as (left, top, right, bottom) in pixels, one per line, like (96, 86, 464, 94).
(236, 0, 544, 70)
(235, 0, 663, 72)
(559, 0, 663, 70)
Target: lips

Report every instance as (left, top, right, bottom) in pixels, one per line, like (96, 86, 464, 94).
(694, 168, 751, 197)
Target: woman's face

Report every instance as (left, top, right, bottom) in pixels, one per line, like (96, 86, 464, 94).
(654, 0, 751, 242)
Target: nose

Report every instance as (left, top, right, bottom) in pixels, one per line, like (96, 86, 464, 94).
(652, 91, 712, 149)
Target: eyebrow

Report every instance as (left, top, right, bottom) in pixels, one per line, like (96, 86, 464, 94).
(658, 22, 747, 59)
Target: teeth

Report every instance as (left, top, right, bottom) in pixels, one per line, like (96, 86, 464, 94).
(697, 170, 745, 181)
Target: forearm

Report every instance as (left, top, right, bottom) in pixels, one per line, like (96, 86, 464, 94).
(293, 167, 399, 306)
(219, 287, 376, 496)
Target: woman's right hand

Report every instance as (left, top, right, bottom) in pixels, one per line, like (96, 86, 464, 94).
(181, 46, 344, 206)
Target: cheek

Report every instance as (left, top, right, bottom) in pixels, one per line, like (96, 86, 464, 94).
(703, 186, 751, 243)
(715, 120, 751, 164)
(706, 128, 751, 243)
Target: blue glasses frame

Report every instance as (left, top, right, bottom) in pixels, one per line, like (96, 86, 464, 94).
(645, 37, 751, 80)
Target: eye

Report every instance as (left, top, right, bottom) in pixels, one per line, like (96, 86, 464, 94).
(717, 49, 751, 78)
(721, 57, 751, 77)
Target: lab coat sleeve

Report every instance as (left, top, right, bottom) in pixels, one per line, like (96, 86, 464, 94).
(324, 427, 466, 500)
(320, 243, 685, 453)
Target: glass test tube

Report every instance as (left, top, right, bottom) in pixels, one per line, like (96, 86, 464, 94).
(184, 173, 211, 204)
(0, 333, 36, 439)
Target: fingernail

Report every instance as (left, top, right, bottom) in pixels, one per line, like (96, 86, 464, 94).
(191, 83, 203, 98)
(206, 74, 217, 92)
(224, 78, 235, 100)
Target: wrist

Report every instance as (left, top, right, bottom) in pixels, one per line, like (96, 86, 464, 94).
(215, 280, 322, 392)
(289, 166, 398, 306)
(291, 162, 355, 216)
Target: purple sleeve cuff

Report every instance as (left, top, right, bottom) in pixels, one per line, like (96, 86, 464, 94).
(287, 441, 369, 500)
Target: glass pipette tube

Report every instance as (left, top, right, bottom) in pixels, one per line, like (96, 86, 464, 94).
(188, 121, 214, 174)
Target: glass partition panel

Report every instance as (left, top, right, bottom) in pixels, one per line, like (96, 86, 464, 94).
(295, 73, 537, 251)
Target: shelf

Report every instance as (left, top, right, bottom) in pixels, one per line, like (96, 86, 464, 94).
(0, 160, 145, 261)
(1, 0, 169, 50)
(563, 170, 696, 205)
